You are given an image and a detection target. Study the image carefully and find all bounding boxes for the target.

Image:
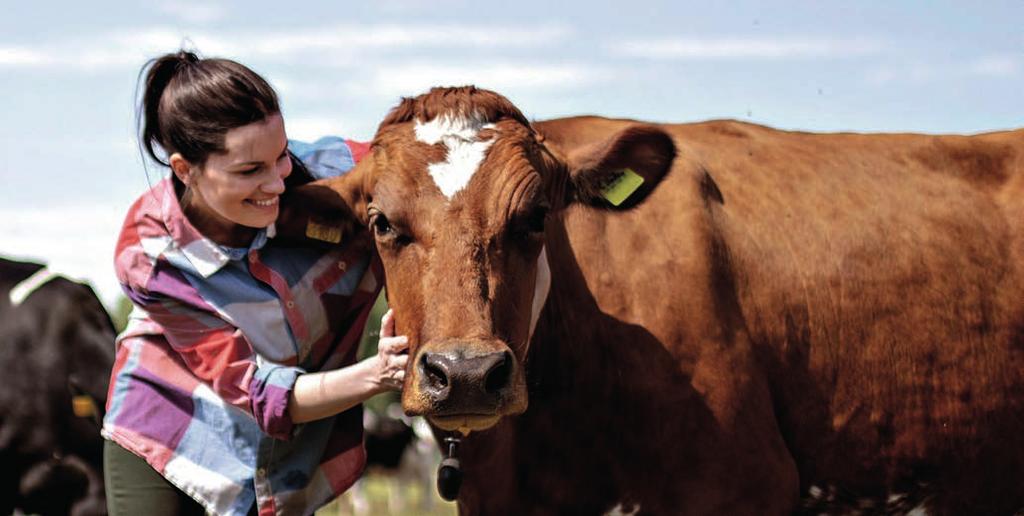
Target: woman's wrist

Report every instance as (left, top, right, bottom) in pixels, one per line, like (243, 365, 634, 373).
(357, 356, 386, 396)
(289, 358, 384, 424)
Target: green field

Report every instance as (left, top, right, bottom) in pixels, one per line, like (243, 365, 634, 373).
(317, 472, 457, 516)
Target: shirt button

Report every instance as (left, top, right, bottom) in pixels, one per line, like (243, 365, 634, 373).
(337, 261, 346, 271)
(256, 468, 266, 479)
(249, 254, 257, 263)
(285, 301, 295, 309)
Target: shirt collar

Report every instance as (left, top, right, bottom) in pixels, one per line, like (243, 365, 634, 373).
(157, 178, 270, 278)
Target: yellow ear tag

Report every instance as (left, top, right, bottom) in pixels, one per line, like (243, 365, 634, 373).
(600, 168, 645, 206)
(72, 395, 97, 418)
(305, 219, 342, 244)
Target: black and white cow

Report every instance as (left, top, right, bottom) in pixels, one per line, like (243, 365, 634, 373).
(0, 257, 115, 515)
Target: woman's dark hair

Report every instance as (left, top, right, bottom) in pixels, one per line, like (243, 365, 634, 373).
(138, 50, 281, 169)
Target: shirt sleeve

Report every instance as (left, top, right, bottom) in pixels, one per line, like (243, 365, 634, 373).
(123, 267, 302, 441)
(287, 137, 370, 179)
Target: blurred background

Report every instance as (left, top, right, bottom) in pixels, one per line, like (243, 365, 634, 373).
(1, 1, 1021, 514)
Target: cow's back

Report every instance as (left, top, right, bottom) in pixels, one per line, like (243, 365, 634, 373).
(0, 257, 45, 314)
(538, 117, 1024, 512)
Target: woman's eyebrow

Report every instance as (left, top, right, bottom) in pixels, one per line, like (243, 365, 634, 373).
(228, 142, 288, 168)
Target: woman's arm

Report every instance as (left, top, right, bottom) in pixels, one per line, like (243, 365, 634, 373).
(288, 309, 409, 424)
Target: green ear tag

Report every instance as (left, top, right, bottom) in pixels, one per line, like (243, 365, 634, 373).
(600, 168, 645, 206)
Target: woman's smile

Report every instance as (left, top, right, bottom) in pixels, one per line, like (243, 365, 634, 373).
(247, 197, 279, 209)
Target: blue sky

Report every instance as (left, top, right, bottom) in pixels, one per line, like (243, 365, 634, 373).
(1, 1, 1021, 306)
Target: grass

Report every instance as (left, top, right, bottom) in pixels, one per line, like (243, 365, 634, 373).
(316, 471, 458, 516)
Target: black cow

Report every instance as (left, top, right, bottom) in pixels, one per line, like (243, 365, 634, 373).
(0, 257, 115, 515)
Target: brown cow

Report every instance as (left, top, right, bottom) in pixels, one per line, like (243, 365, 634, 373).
(281, 86, 1024, 515)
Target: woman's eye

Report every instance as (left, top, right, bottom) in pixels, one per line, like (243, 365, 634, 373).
(240, 167, 260, 176)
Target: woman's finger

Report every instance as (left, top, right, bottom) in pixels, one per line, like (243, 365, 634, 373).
(392, 354, 408, 370)
(378, 336, 407, 354)
(382, 335, 409, 351)
(380, 308, 395, 338)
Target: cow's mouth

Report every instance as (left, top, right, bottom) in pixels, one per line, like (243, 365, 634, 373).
(429, 414, 502, 433)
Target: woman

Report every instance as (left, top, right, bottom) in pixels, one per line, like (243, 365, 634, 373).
(102, 50, 407, 516)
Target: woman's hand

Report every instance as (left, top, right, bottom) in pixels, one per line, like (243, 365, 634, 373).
(288, 308, 410, 423)
(371, 309, 409, 392)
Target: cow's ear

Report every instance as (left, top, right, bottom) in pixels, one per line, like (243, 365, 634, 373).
(565, 125, 676, 210)
(274, 172, 366, 247)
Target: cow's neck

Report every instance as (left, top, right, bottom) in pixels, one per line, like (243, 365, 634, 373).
(526, 214, 642, 404)
(453, 214, 662, 512)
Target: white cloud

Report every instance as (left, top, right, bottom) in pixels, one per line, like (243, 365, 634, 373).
(0, 205, 125, 308)
(0, 23, 572, 72)
(0, 46, 54, 67)
(157, 1, 228, 25)
(341, 62, 608, 98)
(285, 116, 351, 142)
(970, 55, 1019, 76)
(0, 42, 165, 71)
(237, 24, 571, 56)
(866, 54, 1020, 85)
(611, 36, 883, 60)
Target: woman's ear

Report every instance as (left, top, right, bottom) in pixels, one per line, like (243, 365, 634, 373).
(169, 153, 193, 185)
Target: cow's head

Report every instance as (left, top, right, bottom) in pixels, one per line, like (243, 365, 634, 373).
(281, 87, 675, 432)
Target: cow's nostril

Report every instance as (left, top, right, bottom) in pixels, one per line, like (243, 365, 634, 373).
(421, 353, 450, 390)
(484, 351, 512, 394)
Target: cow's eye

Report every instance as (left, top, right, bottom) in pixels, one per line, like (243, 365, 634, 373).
(371, 213, 392, 236)
(525, 205, 549, 234)
(369, 212, 412, 247)
(511, 205, 548, 240)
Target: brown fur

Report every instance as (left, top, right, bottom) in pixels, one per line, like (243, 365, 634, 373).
(285, 89, 1024, 515)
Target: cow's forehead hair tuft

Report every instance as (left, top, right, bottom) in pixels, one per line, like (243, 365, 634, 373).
(376, 86, 531, 135)
(414, 111, 494, 145)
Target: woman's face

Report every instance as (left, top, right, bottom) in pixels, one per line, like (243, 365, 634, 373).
(173, 114, 292, 245)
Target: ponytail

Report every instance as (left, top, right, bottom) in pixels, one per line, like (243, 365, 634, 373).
(138, 50, 200, 166)
(135, 49, 280, 170)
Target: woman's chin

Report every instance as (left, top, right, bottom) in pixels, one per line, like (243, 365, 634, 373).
(237, 210, 278, 229)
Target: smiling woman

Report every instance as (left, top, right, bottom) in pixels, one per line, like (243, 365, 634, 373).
(170, 114, 292, 246)
(101, 50, 410, 516)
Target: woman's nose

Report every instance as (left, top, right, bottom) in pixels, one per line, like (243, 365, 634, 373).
(262, 175, 285, 195)
(262, 157, 292, 194)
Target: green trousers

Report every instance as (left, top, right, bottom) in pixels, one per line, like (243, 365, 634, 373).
(103, 440, 206, 516)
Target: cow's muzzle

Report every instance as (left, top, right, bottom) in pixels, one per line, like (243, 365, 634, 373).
(404, 340, 527, 430)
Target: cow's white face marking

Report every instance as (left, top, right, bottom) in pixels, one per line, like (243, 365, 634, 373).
(414, 113, 496, 199)
(528, 246, 551, 340)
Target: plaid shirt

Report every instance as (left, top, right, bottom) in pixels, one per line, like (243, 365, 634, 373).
(103, 137, 380, 516)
